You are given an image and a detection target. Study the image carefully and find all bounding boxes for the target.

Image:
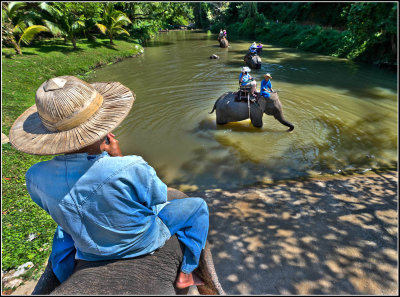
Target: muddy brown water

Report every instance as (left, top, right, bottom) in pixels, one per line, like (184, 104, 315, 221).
(89, 30, 397, 191)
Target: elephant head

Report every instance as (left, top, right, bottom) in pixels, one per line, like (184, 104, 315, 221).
(219, 37, 228, 48)
(32, 189, 225, 295)
(244, 53, 262, 69)
(209, 91, 294, 131)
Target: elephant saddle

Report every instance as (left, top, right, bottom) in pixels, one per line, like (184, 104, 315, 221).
(235, 86, 257, 102)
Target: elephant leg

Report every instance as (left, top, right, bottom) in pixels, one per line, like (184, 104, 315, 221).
(251, 116, 263, 128)
(273, 110, 295, 131)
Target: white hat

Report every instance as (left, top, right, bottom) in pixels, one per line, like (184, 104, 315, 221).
(242, 67, 251, 72)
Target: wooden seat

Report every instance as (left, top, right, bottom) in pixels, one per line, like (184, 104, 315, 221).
(236, 84, 252, 102)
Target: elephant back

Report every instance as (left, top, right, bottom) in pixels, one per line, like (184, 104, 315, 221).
(219, 38, 228, 48)
(50, 236, 184, 295)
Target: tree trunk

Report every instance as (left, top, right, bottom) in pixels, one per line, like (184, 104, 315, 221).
(109, 34, 114, 45)
(11, 37, 22, 55)
(71, 37, 77, 49)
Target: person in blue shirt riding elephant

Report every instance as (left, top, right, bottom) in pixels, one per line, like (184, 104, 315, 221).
(9, 76, 209, 290)
(239, 66, 257, 97)
(260, 73, 274, 99)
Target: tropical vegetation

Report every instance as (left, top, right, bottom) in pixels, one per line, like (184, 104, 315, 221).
(1, 1, 397, 293)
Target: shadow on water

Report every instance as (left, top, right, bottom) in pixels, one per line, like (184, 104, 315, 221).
(143, 41, 175, 47)
(186, 171, 398, 294)
(254, 48, 397, 98)
(311, 113, 398, 173)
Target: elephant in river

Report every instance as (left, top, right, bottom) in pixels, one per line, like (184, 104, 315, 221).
(219, 37, 228, 48)
(31, 189, 225, 295)
(244, 52, 261, 69)
(209, 91, 295, 131)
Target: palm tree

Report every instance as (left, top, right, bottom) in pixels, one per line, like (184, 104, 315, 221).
(96, 3, 131, 45)
(2, 2, 48, 55)
(39, 2, 85, 49)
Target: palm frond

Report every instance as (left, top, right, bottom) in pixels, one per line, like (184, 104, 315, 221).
(39, 2, 63, 19)
(18, 25, 48, 45)
(43, 19, 63, 36)
(7, 2, 26, 19)
(114, 14, 132, 25)
(13, 21, 26, 34)
(96, 23, 107, 34)
(116, 28, 130, 36)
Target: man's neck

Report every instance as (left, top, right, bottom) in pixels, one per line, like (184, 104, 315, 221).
(67, 141, 102, 155)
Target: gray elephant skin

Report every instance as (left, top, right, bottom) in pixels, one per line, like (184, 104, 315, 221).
(219, 37, 228, 48)
(32, 189, 225, 295)
(244, 53, 261, 69)
(209, 91, 295, 131)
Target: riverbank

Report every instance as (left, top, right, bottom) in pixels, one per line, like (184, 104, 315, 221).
(3, 170, 397, 295)
(187, 170, 398, 295)
(1, 37, 144, 293)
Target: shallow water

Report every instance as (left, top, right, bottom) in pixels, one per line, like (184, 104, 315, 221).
(89, 30, 398, 190)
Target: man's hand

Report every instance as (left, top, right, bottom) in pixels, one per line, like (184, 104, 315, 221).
(100, 133, 123, 157)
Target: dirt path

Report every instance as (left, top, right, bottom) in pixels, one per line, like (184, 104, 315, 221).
(8, 171, 398, 295)
(186, 170, 398, 295)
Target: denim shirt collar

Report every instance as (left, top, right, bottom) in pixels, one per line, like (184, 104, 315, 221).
(54, 151, 109, 161)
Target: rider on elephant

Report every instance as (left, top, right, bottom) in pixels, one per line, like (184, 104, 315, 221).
(239, 66, 257, 97)
(249, 42, 257, 54)
(260, 73, 274, 98)
(256, 43, 263, 54)
(9, 76, 209, 290)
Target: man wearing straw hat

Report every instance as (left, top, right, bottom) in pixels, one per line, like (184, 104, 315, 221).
(260, 73, 274, 98)
(9, 76, 208, 289)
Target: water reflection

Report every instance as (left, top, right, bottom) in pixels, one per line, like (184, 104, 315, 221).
(90, 31, 397, 190)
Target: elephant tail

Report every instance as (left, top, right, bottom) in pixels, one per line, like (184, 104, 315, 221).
(209, 98, 220, 114)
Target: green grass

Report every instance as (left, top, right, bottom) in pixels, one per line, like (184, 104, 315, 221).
(1, 37, 143, 279)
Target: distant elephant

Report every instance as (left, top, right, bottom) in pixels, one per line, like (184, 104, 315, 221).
(219, 37, 228, 48)
(209, 91, 294, 131)
(244, 52, 261, 69)
(32, 189, 225, 295)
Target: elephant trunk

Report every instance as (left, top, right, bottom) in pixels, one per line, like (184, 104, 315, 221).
(273, 110, 295, 131)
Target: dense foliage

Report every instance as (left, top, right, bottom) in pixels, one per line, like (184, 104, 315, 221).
(202, 2, 397, 66)
(2, 2, 397, 66)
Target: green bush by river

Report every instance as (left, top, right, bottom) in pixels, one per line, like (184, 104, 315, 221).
(2, 37, 143, 279)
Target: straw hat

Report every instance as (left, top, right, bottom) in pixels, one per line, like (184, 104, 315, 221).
(264, 73, 272, 79)
(9, 76, 135, 155)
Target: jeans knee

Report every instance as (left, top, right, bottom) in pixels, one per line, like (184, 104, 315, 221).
(193, 198, 208, 214)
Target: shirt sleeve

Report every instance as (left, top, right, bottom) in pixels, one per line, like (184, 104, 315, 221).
(25, 165, 44, 209)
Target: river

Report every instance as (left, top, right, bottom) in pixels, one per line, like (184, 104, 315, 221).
(89, 30, 398, 191)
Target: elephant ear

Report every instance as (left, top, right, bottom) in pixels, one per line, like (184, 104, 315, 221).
(195, 242, 226, 295)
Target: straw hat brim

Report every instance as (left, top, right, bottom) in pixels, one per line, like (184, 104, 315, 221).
(9, 82, 135, 155)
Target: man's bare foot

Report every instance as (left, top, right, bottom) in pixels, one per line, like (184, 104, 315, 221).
(175, 271, 204, 289)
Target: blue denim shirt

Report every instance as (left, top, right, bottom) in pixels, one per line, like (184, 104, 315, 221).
(26, 152, 171, 273)
(260, 79, 272, 96)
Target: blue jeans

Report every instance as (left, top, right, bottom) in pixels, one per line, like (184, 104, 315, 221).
(261, 91, 271, 98)
(158, 198, 209, 274)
